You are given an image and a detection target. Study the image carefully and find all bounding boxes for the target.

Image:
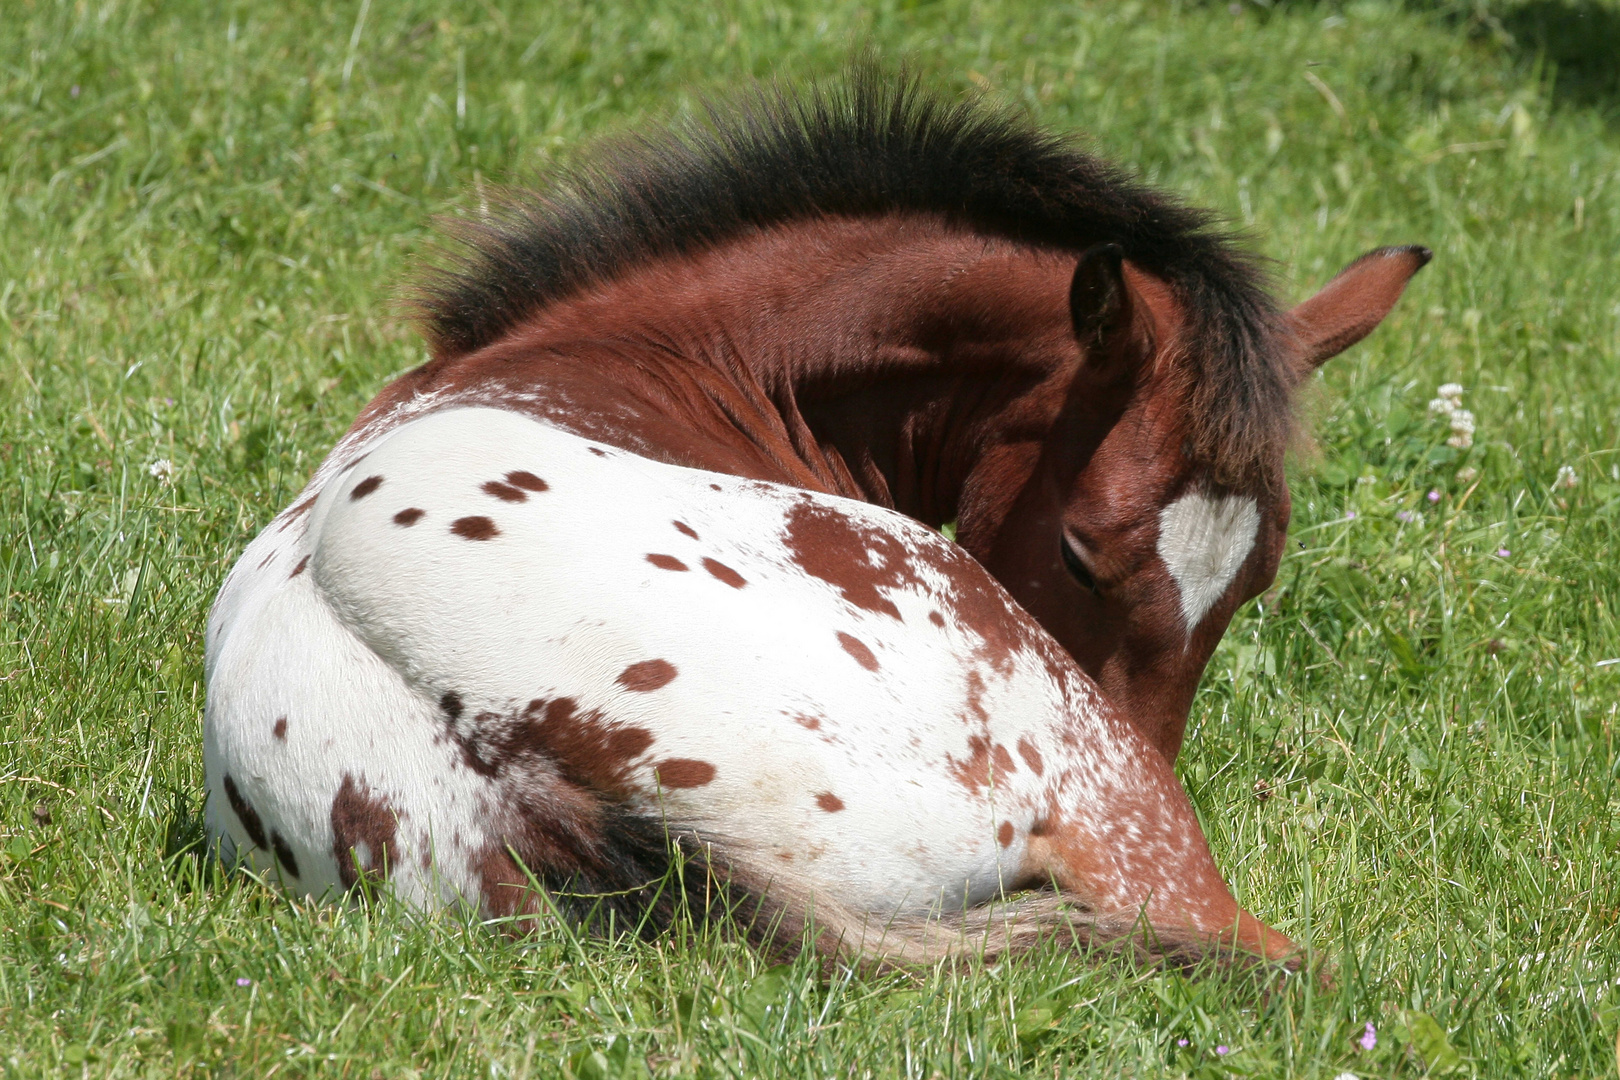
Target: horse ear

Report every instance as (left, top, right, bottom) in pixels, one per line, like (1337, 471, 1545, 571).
(1288, 245, 1432, 371)
(1069, 243, 1132, 351)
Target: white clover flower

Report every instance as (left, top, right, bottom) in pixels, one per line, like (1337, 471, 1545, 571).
(1456, 466, 1479, 483)
(1555, 464, 1579, 489)
(1430, 383, 1465, 418)
(1442, 405, 1475, 449)
(146, 458, 174, 483)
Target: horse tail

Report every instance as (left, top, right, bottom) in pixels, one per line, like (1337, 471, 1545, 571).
(850, 893, 1271, 972)
(751, 887, 1282, 974)
(487, 818, 1284, 975)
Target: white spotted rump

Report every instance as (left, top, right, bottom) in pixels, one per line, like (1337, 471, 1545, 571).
(203, 406, 1288, 966)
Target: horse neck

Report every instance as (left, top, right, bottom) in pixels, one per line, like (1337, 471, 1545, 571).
(473, 217, 1080, 523)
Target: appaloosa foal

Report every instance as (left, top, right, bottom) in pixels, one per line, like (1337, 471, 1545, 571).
(205, 76, 1425, 968)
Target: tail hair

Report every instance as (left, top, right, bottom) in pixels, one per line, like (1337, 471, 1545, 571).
(490, 809, 1291, 977)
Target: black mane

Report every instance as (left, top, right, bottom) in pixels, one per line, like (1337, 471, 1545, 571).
(415, 70, 1292, 483)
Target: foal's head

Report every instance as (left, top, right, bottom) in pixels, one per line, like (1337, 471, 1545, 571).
(963, 243, 1429, 760)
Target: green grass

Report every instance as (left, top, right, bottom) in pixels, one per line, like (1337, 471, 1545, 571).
(3, 0, 1620, 1075)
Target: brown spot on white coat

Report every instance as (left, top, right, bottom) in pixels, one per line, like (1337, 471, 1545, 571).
(482, 480, 528, 502)
(271, 830, 301, 877)
(1016, 736, 1044, 776)
(836, 632, 879, 671)
(782, 500, 920, 620)
(655, 758, 716, 788)
(276, 494, 317, 531)
(451, 516, 499, 540)
(618, 659, 678, 692)
(702, 557, 746, 588)
(519, 697, 655, 794)
(944, 735, 1018, 793)
(330, 773, 398, 889)
(505, 470, 548, 492)
(350, 475, 384, 500)
(223, 774, 267, 850)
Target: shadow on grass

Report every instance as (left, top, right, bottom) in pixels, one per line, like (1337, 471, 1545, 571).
(161, 787, 210, 888)
(1493, 1, 1620, 110)
(1233, 0, 1620, 114)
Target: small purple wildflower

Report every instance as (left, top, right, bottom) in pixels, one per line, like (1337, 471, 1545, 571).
(1344, 510, 1356, 520)
(1427, 490, 1441, 503)
(70, 85, 80, 98)
(236, 977, 252, 987)
(1177, 1039, 1189, 1047)
(1216, 1045, 1230, 1056)
(164, 397, 174, 407)
(1358, 1022, 1377, 1050)
(1396, 510, 1417, 523)
(1496, 548, 1511, 558)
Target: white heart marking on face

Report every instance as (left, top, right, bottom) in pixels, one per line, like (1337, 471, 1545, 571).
(1156, 489, 1259, 635)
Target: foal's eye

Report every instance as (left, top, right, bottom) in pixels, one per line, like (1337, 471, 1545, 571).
(1059, 535, 1100, 595)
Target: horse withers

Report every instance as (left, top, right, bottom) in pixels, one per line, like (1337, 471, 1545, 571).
(203, 76, 1426, 969)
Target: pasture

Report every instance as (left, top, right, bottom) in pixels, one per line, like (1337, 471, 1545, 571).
(2, 0, 1619, 1075)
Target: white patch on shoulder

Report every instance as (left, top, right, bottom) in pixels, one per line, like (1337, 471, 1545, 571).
(1156, 489, 1259, 635)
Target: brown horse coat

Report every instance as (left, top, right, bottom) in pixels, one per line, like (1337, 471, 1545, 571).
(204, 75, 1426, 969)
